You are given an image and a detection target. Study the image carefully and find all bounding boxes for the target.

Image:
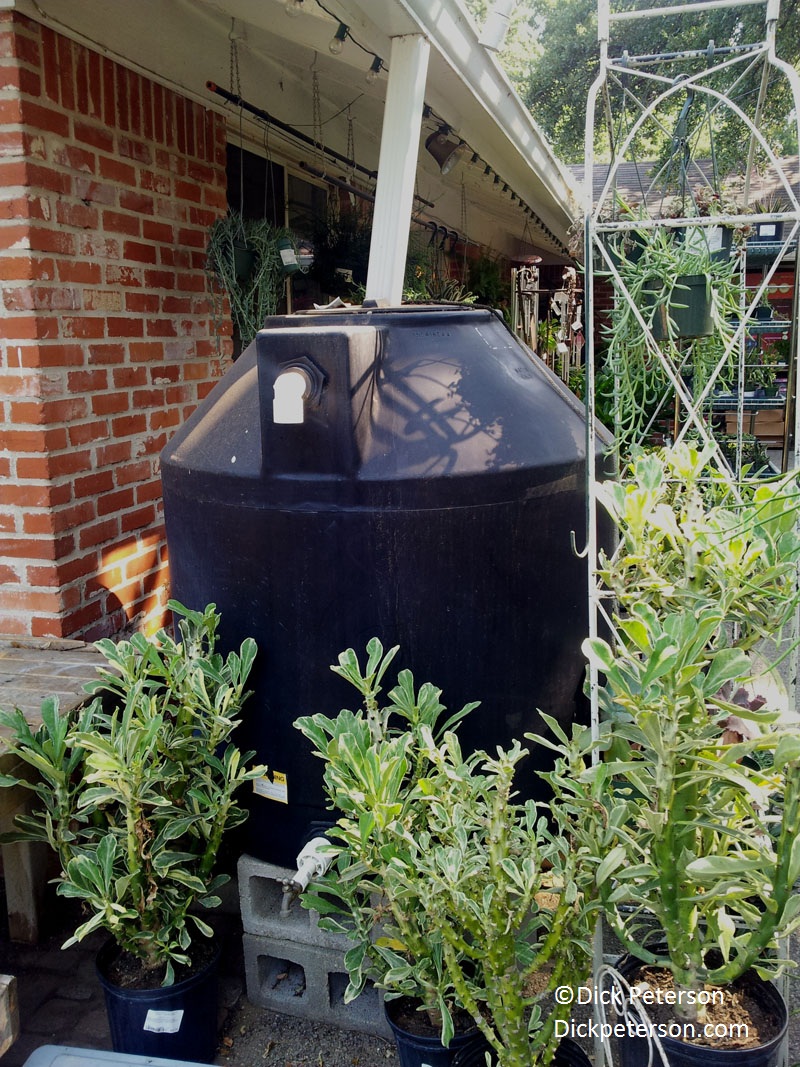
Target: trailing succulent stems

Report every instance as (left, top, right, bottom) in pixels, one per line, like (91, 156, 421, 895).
(205, 211, 300, 348)
(598, 212, 741, 453)
(295, 639, 593, 1067)
(0, 601, 267, 984)
(533, 444, 800, 1026)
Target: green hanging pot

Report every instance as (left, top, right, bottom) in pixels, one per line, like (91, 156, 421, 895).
(643, 274, 713, 340)
(278, 236, 300, 275)
(233, 240, 255, 283)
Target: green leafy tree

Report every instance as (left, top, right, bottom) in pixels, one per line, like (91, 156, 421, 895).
(468, 0, 799, 166)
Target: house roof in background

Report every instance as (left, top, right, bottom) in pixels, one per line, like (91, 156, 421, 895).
(570, 156, 800, 214)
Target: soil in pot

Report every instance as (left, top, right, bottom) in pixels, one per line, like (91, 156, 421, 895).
(97, 938, 221, 1063)
(614, 956, 787, 1067)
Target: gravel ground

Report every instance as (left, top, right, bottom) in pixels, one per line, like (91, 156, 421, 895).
(216, 999, 397, 1067)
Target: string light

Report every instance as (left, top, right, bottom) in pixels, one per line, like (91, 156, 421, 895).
(300, 11, 569, 255)
(365, 56, 383, 84)
(286, 6, 568, 252)
(328, 22, 348, 54)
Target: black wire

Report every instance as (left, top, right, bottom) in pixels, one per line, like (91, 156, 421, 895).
(291, 92, 366, 129)
(314, 0, 383, 61)
(301, 1, 569, 255)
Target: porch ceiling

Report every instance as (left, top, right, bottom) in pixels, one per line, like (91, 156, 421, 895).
(10, 0, 580, 262)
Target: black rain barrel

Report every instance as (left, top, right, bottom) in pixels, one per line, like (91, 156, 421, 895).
(161, 305, 611, 867)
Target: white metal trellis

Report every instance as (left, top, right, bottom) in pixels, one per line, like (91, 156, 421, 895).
(583, 2, 800, 1063)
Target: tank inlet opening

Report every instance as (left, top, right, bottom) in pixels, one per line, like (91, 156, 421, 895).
(273, 368, 310, 424)
(280, 835, 334, 915)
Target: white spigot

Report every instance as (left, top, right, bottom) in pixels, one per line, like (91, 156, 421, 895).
(273, 369, 308, 424)
(280, 836, 334, 915)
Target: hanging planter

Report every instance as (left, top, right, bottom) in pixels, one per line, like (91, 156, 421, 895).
(675, 225, 733, 263)
(278, 235, 300, 275)
(596, 229, 646, 271)
(643, 273, 713, 339)
(206, 211, 304, 348)
(233, 240, 256, 283)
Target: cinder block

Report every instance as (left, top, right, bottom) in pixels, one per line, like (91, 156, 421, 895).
(237, 854, 351, 950)
(242, 933, 391, 1039)
(0, 973, 19, 1056)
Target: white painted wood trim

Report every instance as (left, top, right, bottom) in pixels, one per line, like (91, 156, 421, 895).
(365, 33, 430, 306)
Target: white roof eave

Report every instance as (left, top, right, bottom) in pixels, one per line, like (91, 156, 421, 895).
(341, 0, 581, 238)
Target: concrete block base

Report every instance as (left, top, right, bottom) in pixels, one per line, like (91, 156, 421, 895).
(237, 855, 391, 1039)
(242, 933, 391, 1038)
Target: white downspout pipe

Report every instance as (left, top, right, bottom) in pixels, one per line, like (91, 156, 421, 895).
(480, 0, 517, 52)
(364, 33, 430, 306)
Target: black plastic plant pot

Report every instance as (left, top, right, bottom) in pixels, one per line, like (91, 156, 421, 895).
(597, 231, 645, 271)
(384, 999, 489, 1067)
(553, 1036, 593, 1066)
(674, 225, 733, 263)
(614, 954, 788, 1067)
(96, 940, 221, 1063)
(232, 241, 255, 283)
(708, 225, 734, 263)
(644, 274, 713, 339)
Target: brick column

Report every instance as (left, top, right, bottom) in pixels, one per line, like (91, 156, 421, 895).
(0, 12, 230, 639)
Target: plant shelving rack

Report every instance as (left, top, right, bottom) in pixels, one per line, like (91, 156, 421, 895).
(581, 1, 800, 1062)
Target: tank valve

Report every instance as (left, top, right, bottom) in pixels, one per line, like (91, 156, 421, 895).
(280, 836, 334, 915)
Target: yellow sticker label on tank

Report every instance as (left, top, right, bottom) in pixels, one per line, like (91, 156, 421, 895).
(253, 771, 288, 804)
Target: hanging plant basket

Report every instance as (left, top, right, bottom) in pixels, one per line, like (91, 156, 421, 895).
(233, 240, 256, 283)
(206, 212, 303, 348)
(596, 230, 646, 271)
(643, 273, 713, 339)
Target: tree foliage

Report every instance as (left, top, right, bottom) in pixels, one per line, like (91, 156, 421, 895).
(466, 0, 799, 166)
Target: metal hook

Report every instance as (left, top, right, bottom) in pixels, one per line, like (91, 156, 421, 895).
(570, 529, 589, 559)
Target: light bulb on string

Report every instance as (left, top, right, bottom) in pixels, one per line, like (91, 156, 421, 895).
(329, 23, 348, 55)
(365, 56, 383, 84)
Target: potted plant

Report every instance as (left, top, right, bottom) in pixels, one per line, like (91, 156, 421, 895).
(0, 601, 267, 1062)
(600, 217, 741, 452)
(206, 210, 302, 351)
(308, 204, 373, 301)
(753, 290, 774, 322)
(295, 640, 594, 1067)
(536, 444, 800, 1067)
(745, 340, 782, 397)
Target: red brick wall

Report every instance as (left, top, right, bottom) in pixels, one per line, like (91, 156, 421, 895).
(0, 12, 229, 640)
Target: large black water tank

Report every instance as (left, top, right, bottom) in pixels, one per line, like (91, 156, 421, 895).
(161, 305, 608, 867)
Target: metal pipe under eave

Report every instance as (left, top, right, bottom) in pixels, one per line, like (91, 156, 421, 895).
(365, 34, 430, 305)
